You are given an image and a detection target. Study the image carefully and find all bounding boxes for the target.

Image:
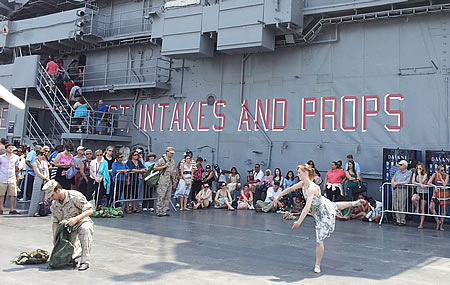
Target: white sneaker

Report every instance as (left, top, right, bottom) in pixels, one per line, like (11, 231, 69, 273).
(150, 208, 155, 212)
(250, 205, 255, 210)
(248, 204, 251, 210)
(176, 203, 180, 208)
(143, 208, 148, 212)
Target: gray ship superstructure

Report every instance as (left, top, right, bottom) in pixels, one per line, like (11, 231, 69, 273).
(1, 0, 450, 198)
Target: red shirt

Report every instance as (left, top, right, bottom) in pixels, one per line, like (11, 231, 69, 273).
(46, 61, 58, 75)
(326, 169, 345, 183)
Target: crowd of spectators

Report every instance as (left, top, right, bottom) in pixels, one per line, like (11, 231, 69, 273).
(0, 138, 447, 230)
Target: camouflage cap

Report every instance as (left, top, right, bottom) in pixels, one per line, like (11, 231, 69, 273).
(166, 147, 175, 154)
(42, 179, 59, 200)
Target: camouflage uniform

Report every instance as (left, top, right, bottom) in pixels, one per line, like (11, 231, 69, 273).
(51, 190, 94, 265)
(155, 155, 177, 215)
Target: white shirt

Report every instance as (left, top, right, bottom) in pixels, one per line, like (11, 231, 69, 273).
(254, 170, 264, 184)
(89, 159, 102, 179)
(265, 186, 281, 203)
(372, 201, 382, 217)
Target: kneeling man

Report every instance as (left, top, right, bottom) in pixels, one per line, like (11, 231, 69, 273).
(43, 180, 94, 271)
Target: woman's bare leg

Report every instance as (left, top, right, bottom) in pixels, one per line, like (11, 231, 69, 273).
(225, 200, 234, 210)
(440, 205, 445, 230)
(429, 201, 441, 229)
(335, 200, 364, 210)
(315, 242, 324, 273)
(418, 199, 426, 228)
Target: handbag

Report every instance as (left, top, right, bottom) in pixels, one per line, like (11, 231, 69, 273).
(38, 199, 52, 216)
(354, 181, 367, 195)
(65, 165, 77, 180)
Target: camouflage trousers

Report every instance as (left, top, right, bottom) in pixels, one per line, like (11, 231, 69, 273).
(71, 222, 94, 265)
(156, 184, 172, 215)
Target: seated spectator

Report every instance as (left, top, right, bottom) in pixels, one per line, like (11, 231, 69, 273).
(255, 169, 273, 202)
(411, 162, 428, 229)
(247, 170, 257, 192)
(255, 181, 283, 213)
(363, 198, 382, 223)
(204, 165, 216, 190)
(336, 205, 352, 220)
(214, 182, 234, 210)
(193, 182, 212, 209)
(227, 167, 241, 192)
(284, 170, 297, 189)
(323, 161, 346, 202)
(352, 194, 370, 220)
(273, 168, 284, 189)
(428, 165, 449, 231)
(238, 184, 254, 210)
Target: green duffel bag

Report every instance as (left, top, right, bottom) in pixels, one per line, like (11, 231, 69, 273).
(144, 158, 167, 186)
(49, 220, 74, 269)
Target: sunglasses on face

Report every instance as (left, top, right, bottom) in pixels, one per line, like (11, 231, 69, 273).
(204, 185, 209, 188)
(96, 154, 102, 157)
(107, 150, 113, 152)
(133, 154, 138, 156)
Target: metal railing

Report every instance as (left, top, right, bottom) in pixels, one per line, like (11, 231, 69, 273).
(81, 57, 172, 88)
(70, 109, 132, 136)
(84, 6, 161, 38)
(380, 182, 450, 225)
(25, 111, 55, 149)
(36, 63, 75, 133)
(112, 172, 177, 212)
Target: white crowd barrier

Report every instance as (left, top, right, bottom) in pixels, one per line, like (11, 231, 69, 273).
(380, 182, 450, 225)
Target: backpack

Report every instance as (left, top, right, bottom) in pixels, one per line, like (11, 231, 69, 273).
(144, 158, 167, 186)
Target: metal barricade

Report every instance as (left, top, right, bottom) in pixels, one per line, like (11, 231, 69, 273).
(380, 182, 450, 225)
(111, 173, 177, 212)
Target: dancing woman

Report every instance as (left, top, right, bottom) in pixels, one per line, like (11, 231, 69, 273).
(273, 163, 364, 273)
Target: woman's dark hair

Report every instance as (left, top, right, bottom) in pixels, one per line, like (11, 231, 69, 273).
(116, 152, 123, 160)
(243, 183, 249, 188)
(206, 165, 211, 170)
(53, 145, 64, 153)
(274, 167, 282, 178)
(231, 167, 239, 175)
(285, 170, 295, 180)
(128, 151, 139, 161)
(331, 161, 337, 167)
(347, 160, 356, 173)
(64, 143, 73, 152)
(78, 97, 86, 104)
(307, 160, 316, 168)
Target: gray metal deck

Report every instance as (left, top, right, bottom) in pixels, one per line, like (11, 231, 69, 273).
(1, 208, 449, 284)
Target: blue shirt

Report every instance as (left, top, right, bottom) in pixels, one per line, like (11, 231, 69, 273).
(112, 161, 128, 181)
(392, 169, 412, 184)
(74, 104, 88, 118)
(144, 161, 155, 169)
(96, 104, 107, 120)
(25, 151, 37, 176)
(284, 178, 296, 189)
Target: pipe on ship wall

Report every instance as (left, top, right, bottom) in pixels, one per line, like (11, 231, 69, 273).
(239, 54, 273, 168)
(133, 89, 151, 152)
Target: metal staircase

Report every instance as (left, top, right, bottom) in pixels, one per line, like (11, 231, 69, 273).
(36, 63, 97, 134)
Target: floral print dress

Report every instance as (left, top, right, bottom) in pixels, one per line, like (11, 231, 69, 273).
(303, 183, 338, 242)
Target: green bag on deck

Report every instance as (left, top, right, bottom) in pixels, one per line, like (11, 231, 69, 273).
(144, 158, 167, 186)
(91, 205, 123, 218)
(49, 220, 74, 269)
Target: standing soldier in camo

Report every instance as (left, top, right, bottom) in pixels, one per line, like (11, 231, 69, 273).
(43, 180, 94, 271)
(154, 147, 177, 217)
